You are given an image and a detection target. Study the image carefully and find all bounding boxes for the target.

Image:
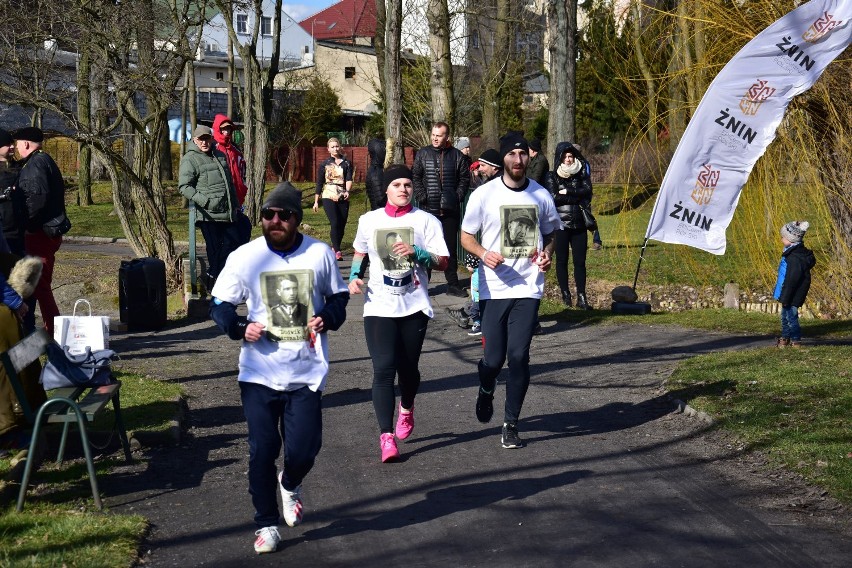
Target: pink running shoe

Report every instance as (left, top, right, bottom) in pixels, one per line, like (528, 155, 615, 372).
(395, 404, 414, 440)
(380, 432, 400, 462)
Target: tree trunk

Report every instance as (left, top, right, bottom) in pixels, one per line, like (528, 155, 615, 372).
(666, 11, 686, 150)
(76, 47, 93, 206)
(482, 0, 511, 150)
(375, 0, 386, 99)
(427, 0, 455, 129)
(188, 60, 198, 130)
(631, 1, 657, 141)
(547, 0, 577, 151)
(384, 0, 403, 163)
(216, 0, 283, 222)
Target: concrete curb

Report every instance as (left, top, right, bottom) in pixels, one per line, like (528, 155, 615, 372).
(670, 397, 716, 425)
(64, 236, 191, 247)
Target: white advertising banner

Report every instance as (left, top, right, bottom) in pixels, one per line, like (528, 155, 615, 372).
(646, 0, 852, 254)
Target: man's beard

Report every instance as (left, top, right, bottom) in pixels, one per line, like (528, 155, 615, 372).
(263, 223, 295, 250)
(505, 165, 526, 183)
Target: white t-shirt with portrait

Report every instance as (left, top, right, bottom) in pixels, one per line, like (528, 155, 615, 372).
(211, 235, 348, 392)
(461, 176, 561, 300)
(352, 207, 448, 318)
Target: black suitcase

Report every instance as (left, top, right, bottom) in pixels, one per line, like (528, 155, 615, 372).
(119, 258, 167, 330)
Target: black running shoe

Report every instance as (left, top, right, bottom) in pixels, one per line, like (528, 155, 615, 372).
(475, 387, 494, 423)
(501, 422, 523, 448)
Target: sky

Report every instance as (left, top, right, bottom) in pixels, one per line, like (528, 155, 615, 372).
(283, 1, 339, 22)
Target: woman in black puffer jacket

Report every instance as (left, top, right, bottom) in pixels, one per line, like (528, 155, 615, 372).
(365, 138, 387, 210)
(544, 142, 593, 310)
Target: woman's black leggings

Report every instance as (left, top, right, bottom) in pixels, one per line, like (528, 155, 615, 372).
(364, 312, 429, 433)
(554, 227, 588, 295)
(322, 197, 350, 252)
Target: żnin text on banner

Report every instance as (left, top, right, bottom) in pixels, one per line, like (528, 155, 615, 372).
(645, 0, 852, 255)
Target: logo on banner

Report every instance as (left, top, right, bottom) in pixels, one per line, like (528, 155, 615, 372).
(803, 11, 843, 43)
(691, 164, 720, 206)
(739, 79, 776, 116)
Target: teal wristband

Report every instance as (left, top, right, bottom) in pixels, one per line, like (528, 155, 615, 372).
(411, 245, 432, 268)
(349, 257, 364, 281)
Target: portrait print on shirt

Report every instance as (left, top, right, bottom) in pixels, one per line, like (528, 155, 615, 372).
(261, 270, 314, 342)
(376, 227, 415, 295)
(322, 163, 346, 200)
(500, 205, 538, 258)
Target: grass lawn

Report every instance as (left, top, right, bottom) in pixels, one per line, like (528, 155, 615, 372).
(0, 373, 183, 567)
(667, 346, 852, 503)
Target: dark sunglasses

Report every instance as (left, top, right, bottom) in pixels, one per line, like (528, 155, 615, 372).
(260, 208, 296, 222)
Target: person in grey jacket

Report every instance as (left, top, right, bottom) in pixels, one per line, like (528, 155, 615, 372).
(179, 125, 244, 283)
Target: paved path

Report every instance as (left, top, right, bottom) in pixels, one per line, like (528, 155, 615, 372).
(96, 258, 852, 567)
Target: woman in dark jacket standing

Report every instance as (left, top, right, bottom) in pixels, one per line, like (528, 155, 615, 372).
(365, 138, 387, 210)
(544, 142, 593, 310)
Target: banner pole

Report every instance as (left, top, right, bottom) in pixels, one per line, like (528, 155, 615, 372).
(632, 238, 649, 291)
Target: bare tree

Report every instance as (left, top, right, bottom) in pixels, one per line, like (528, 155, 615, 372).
(214, 0, 284, 222)
(0, 1, 206, 282)
(426, 0, 455, 129)
(384, 0, 404, 163)
(547, 0, 577, 152)
(481, 0, 511, 150)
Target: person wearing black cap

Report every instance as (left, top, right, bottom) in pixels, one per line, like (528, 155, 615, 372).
(209, 181, 350, 554)
(412, 121, 470, 297)
(348, 164, 450, 463)
(179, 124, 245, 286)
(0, 128, 26, 256)
(460, 132, 561, 449)
(527, 139, 549, 185)
(14, 126, 70, 335)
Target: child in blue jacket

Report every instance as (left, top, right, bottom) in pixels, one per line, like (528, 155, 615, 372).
(773, 221, 816, 347)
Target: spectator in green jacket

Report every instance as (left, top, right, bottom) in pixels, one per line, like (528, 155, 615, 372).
(179, 125, 245, 285)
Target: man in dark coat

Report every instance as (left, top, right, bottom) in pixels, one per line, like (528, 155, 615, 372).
(412, 122, 470, 297)
(526, 139, 549, 185)
(15, 126, 70, 334)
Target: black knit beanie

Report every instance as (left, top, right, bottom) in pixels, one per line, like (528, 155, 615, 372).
(382, 164, 413, 192)
(499, 131, 528, 158)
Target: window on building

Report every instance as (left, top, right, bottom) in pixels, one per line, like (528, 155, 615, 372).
(216, 72, 224, 81)
(345, 66, 355, 79)
(304, 45, 310, 54)
(261, 16, 272, 36)
(471, 30, 480, 49)
(236, 14, 247, 34)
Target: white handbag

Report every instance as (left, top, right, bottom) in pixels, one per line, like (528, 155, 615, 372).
(53, 299, 110, 355)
